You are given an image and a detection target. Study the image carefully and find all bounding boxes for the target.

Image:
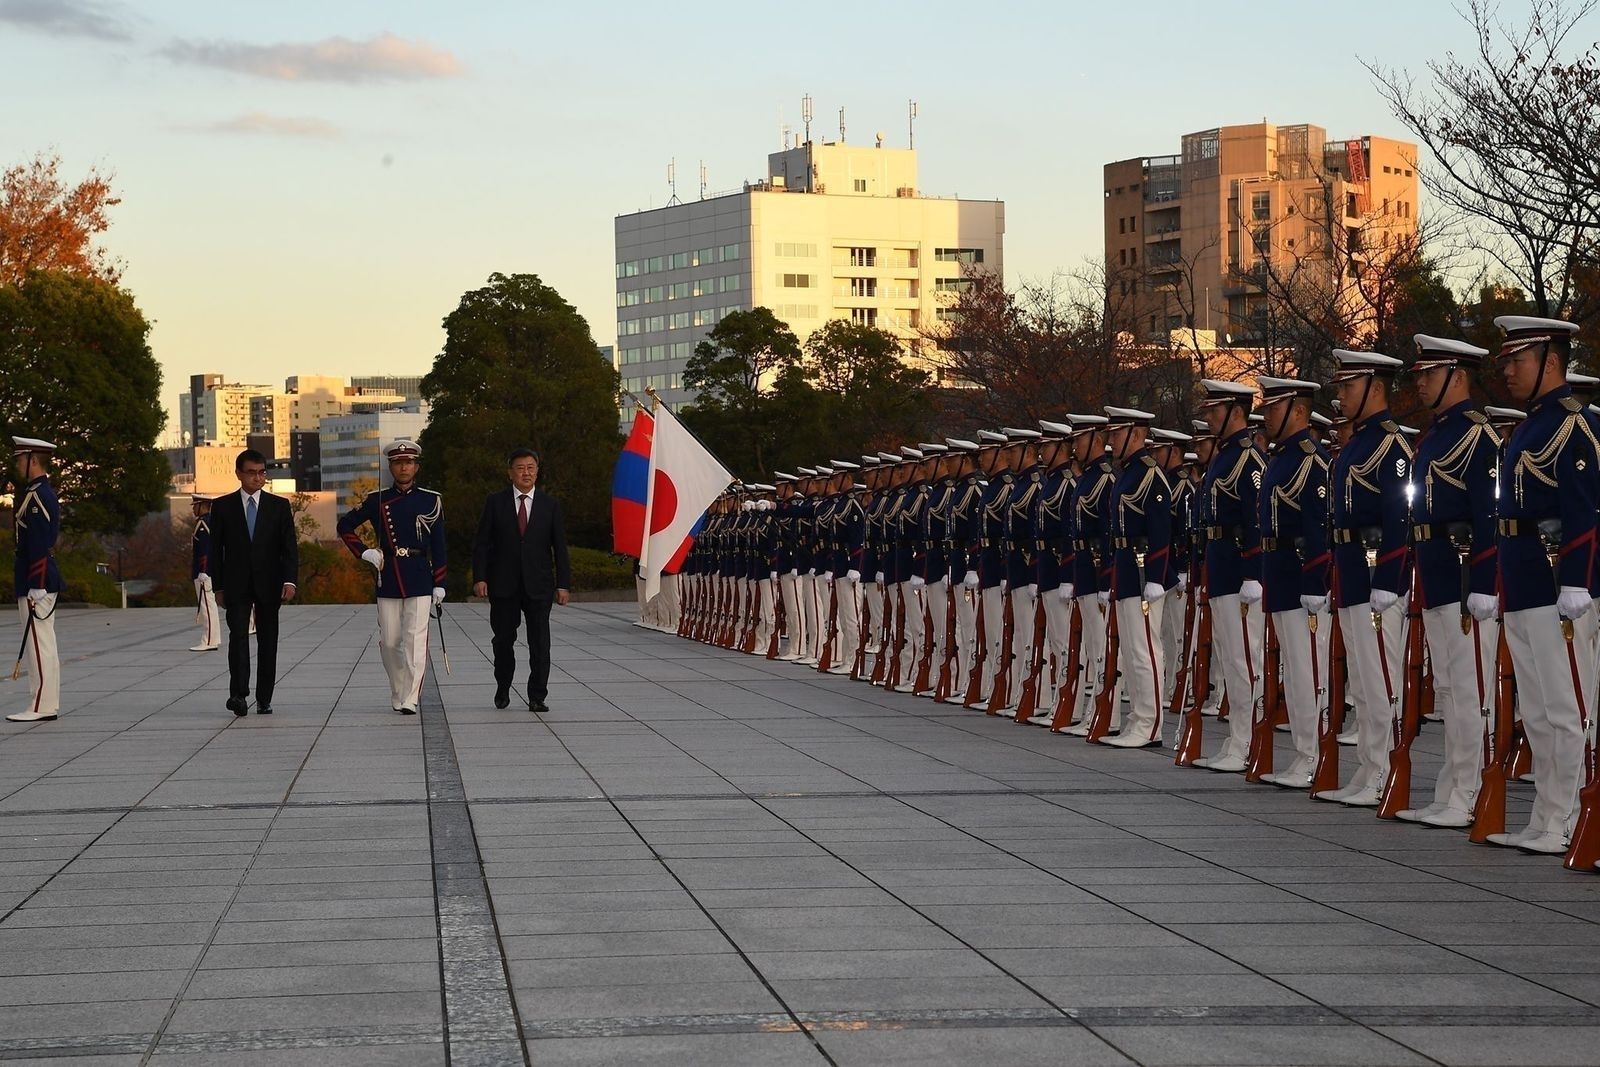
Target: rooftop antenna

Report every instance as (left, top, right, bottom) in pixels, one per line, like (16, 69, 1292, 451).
(699, 161, 707, 200)
(801, 94, 813, 144)
(666, 158, 680, 206)
(781, 123, 791, 150)
(908, 99, 918, 149)
(838, 106, 846, 144)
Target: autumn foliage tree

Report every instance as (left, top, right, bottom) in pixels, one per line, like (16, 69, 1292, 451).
(0, 152, 122, 286)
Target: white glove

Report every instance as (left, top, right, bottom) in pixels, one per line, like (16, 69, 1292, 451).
(1097, 589, 1111, 605)
(1370, 588, 1399, 614)
(1239, 579, 1263, 606)
(874, 570, 886, 584)
(822, 571, 834, 582)
(770, 571, 779, 580)
(361, 548, 383, 570)
(1143, 582, 1166, 603)
(26, 587, 48, 603)
(1300, 594, 1327, 614)
(1026, 583, 1038, 599)
(962, 570, 979, 589)
(910, 575, 925, 589)
(846, 569, 860, 582)
(432, 587, 446, 606)
(790, 568, 800, 577)
(1060, 582, 1075, 600)
(1558, 586, 1593, 620)
(198, 573, 212, 591)
(1175, 571, 1188, 593)
(1467, 592, 1497, 621)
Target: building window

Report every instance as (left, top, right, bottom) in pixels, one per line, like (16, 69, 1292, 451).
(848, 277, 877, 298)
(847, 246, 877, 268)
(934, 277, 973, 294)
(780, 273, 815, 288)
(1130, 247, 1137, 264)
(1119, 249, 1127, 265)
(720, 244, 741, 261)
(934, 248, 984, 264)
(774, 242, 817, 257)
(1251, 191, 1270, 221)
(1119, 218, 1126, 234)
(853, 179, 867, 192)
(669, 311, 690, 330)
(849, 307, 878, 326)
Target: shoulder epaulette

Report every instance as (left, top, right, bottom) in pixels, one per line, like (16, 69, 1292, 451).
(1380, 419, 1400, 434)
(1140, 454, 1157, 469)
(1299, 438, 1317, 454)
(1463, 409, 1489, 426)
(1561, 396, 1584, 413)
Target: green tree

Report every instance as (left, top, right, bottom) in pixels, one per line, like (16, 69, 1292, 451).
(0, 270, 167, 533)
(803, 319, 936, 457)
(680, 308, 803, 478)
(419, 273, 619, 593)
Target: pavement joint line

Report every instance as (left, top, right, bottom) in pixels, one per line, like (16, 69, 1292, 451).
(135, 626, 374, 1065)
(419, 663, 532, 1067)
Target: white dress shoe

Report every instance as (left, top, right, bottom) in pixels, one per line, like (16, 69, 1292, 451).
(1060, 722, 1091, 736)
(942, 695, 968, 705)
(1103, 733, 1160, 748)
(1025, 712, 1054, 726)
(892, 682, 915, 693)
(826, 664, 850, 675)
(1515, 831, 1570, 855)
(1336, 728, 1359, 746)
(1337, 784, 1381, 807)
(1190, 756, 1212, 768)
(5, 710, 57, 722)
(1486, 828, 1539, 848)
(1315, 781, 1364, 803)
(777, 653, 801, 662)
(1420, 807, 1474, 829)
(1207, 754, 1248, 774)
(1396, 803, 1445, 823)
(189, 643, 218, 652)
(1266, 768, 1312, 789)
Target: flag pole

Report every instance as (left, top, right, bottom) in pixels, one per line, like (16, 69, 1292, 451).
(638, 389, 663, 586)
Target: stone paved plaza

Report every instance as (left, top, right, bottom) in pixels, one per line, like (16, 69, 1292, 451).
(2, 603, 1599, 1065)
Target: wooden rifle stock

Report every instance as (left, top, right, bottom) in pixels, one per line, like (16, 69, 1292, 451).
(1246, 607, 1279, 782)
(1086, 599, 1119, 742)
(817, 579, 839, 671)
(870, 584, 892, 685)
(962, 589, 988, 707)
(1013, 597, 1048, 722)
(1174, 583, 1211, 765)
(1312, 578, 1347, 796)
(1049, 599, 1084, 731)
(886, 586, 907, 689)
(1378, 567, 1426, 818)
(933, 584, 959, 701)
(850, 586, 870, 679)
(913, 590, 936, 694)
(766, 583, 783, 659)
(1563, 614, 1600, 870)
(985, 590, 1016, 714)
(1470, 627, 1513, 843)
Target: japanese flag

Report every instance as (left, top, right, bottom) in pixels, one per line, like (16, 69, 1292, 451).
(640, 403, 734, 599)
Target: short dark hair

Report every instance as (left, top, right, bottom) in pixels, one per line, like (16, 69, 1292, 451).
(236, 448, 268, 472)
(507, 448, 540, 466)
(1551, 336, 1573, 371)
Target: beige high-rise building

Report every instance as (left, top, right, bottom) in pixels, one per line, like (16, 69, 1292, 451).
(1104, 122, 1419, 350)
(615, 138, 1004, 411)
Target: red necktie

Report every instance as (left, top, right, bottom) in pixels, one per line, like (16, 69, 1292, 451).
(518, 494, 528, 536)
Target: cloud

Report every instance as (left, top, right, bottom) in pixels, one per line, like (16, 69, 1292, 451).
(0, 0, 135, 41)
(186, 112, 341, 139)
(162, 31, 463, 83)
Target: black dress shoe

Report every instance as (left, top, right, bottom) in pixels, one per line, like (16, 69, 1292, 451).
(256, 704, 273, 714)
(529, 701, 549, 714)
(493, 690, 510, 710)
(227, 697, 247, 716)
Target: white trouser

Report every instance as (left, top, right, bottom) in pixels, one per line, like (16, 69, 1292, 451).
(377, 596, 431, 710)
(980, 585, 1006, 700)
(953, 585, 978, 686)
(898, 582, 925, 683)
(926, 579, 951, 685)
(1272, 606, 1329, 772)
(779, 573, 805, 655)
(1042, 589, 1074, 711)
(755, 578, 777, 651)
(1116, 594, 1167, 743)
(195, 578, 222, 648)
(1208, 593, 1262, 761)
(1504, 604, 1593, 837)
(14, 595, 60, 717)
(660, 574, 680, 630)
(1008, 586, 1036, 703)
(797, 574, 818, 658)
(808, 574, 828, 660)
(1071, 593, 1109, 724)
(1160, 585, 1187, 706)
(1422, 605, 1496, 814)
(1338, 598, 1406, 790)
(864, 581, 885, 654)
(834, 576, 861, 667)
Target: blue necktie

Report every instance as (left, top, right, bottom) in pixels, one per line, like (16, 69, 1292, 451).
(246, 495, 257, 541)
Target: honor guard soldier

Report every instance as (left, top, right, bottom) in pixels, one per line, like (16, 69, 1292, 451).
(871, 452, 907, 677)
(827, 461, 865, 674)
(7, 437, 62, 723)
(1317, 351, 1412, 807)
(1101, 406, 1176, 748)
(774, 473, 806, 660)
(1149, 428, 1194, 709)
(336, 440, 446, 714)
(1488, 315, 1600, 853)
(1028, 421, 1076, 724)
(918, 444, 956, 694)
(891, 448, 930, 691)
(1001, 428, 1044, 707)
(968, 431, 1012, 704)
(858, 458, 888, 664)
(1193, 380, 1266, 771)
(190, 493, 222, 652)
(1060, 415, 1113, 734)
(1186, 421, 1223, 720)
(1394, 336, 1501, 826)
(944, 439, 984, 700)
(749, 484, 779, 654)
(1254, 377, 1332, 787)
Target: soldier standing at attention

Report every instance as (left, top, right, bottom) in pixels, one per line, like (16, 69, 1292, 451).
(7, 437, 62, 724)
(190, 493, 221, 652)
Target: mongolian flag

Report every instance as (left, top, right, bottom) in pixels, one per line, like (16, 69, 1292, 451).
(611, 406, 653, 557)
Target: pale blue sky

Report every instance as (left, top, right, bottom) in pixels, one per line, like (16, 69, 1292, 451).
(2, 0, 1516, 429)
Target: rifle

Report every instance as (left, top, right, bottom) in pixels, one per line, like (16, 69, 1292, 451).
(886, 585, 907, 689)
(985, 590, 1016, 715)
(1470, 625, 1513, 843)
(933, 583, 959, 701)
(870, 582, 892, 684)
(1174, 579, 1211, 765)
(1049, 597, 1084, 731)
(817, 579, 839, 671)
(1086, 598, 1120, 742)
(1013, 596, 1048, 722)
(1168, 578, 1198, 721)
(1377, 564, 1426, 818)
(766, 582, 783, 659)
(1563, 615, 1600, 870)
(1311, 581, 1347, 795)
(9, 604, 38, 681)
(850, 586, 871, 679)
(913, 591, 937, 694)
(962, 590, 988, 707)
(1246, 609, 1280, 782)
(742, 578, 762, 654)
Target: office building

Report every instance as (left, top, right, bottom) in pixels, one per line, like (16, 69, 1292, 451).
(319, 409, 429, 507)
(615, 136, 1005, 409)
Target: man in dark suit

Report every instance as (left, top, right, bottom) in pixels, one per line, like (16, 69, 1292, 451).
(207, 449, 298, 716)
(473, 448, 571, 711)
